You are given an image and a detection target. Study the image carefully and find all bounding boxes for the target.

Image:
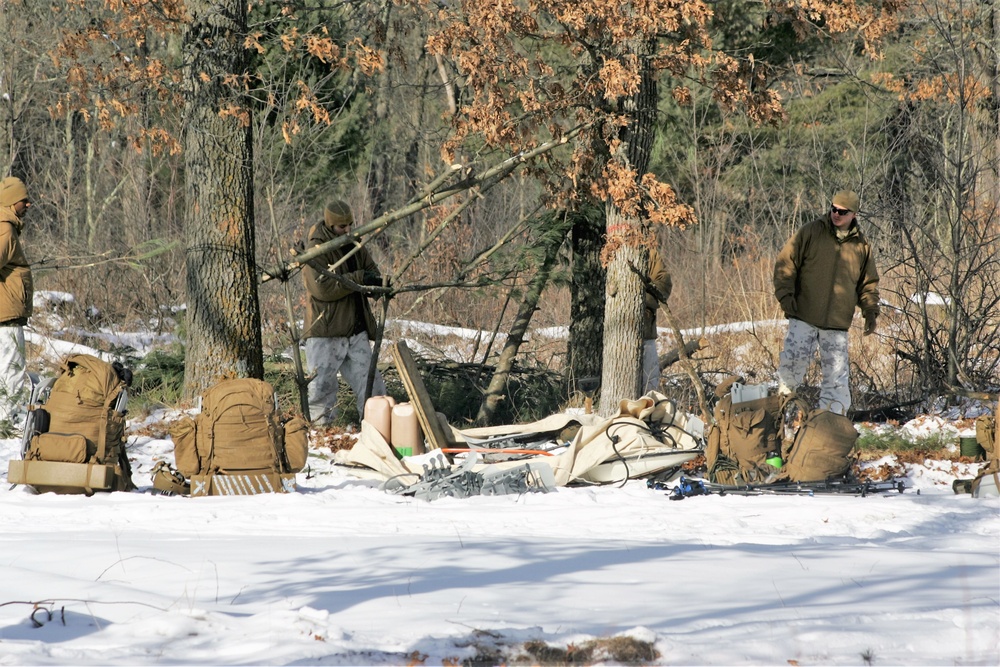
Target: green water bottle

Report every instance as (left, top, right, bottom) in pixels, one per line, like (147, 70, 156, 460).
(766, 451, 783, 469)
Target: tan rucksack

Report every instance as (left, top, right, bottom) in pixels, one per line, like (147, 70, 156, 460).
(781, 408, 859, 482)
(9, 354, 135, 494)
(706, 381, 787, 484)
(169, 378, 308, 495)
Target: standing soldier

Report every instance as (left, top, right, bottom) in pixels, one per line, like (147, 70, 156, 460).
(0, 176, 34, 426)
(773, 189, 880, 414)
(642, 247, 672, 394)
(302, 201, 386, 425)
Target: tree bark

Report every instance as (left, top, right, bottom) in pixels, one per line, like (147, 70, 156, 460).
(568, 207, 606, 393)
(182, 0, 263, 397)
(598, 37, 659, 415)
(600, 236, 648, 415)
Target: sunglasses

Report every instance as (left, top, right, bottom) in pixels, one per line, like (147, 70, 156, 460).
(831, 206, 851, 216)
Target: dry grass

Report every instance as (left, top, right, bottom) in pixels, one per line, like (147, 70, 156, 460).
(514, 635, 659, 666)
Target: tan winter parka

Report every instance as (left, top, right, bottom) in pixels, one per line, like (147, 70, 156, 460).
(302, 221, 379, 339)
(773, 215, 879, 331)
(0, 207, 33, 325)
(643, 249, 672, 341)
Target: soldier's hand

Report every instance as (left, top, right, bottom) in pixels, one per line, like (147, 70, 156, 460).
(780, 296, 797, 319)
(863, 311, 877, 336)
(362, 270, 383, 286)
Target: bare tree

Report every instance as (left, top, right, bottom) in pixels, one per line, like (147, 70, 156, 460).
(875, 0, 1000, 398)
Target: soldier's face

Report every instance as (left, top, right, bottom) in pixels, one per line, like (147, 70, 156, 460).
(13, 199, 29, 217)
(830, 205, 854, 228)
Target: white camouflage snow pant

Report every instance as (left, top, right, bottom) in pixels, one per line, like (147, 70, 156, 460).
(777, 318, 851, 415)
(305, 332, 387, 424)
(0, 325, 29, 423)
(642, 339, 661, 394)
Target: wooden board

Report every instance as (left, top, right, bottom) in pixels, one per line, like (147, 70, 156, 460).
(390, 341, 450, 452)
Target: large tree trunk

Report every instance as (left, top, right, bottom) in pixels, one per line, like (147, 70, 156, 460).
(182, 0, 263, 397)
(598, 38, 659, 415)
(568, 207, 606, 392)
(600, 225, 648, 415)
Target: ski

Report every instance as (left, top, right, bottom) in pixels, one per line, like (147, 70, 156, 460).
(651, 475, 907, 500)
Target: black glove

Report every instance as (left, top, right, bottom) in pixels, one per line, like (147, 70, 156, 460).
(863, 311, 877, 336)
(112, 360, 133, 387)
(362, 270, 383, 286)
(780, 296, 797, 319)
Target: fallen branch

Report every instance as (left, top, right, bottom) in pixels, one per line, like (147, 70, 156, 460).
(261, 124, 589, 283)
(658, 338, 708, 370)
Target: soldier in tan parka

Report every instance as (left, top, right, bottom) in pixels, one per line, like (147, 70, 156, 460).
(302, 201, 387, 425)
(773, 189, 880, 414)
(642, 248, 672, 394)
(0, 176, 34, 425)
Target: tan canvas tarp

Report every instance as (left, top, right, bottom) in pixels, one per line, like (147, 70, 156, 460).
(338, 391, 703, 488)
(336, 421, 432, 482)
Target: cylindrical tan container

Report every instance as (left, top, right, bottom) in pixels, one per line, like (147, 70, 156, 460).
(391, 402, 425, 455)
(363, 395, 395, 443)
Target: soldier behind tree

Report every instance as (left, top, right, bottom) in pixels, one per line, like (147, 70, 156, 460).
(642, 247, 672, 394)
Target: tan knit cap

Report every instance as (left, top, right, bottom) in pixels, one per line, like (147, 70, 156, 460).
(324, 201, 353, 227)
(832, 190, 860, 213)
(0, 177, 28, 207)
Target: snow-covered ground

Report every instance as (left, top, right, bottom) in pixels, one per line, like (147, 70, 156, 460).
(1, 300, 998, 665)
(1, 420, 997, 666)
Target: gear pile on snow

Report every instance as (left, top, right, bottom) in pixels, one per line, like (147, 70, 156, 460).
(162, 378, 310, 497)
(338, 390, 706, 499)
(8, 354, 134, 495)
(705, 378, 859, 486)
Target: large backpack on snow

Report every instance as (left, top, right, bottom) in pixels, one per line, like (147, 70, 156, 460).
(168, 378, 309, 496)
(706, 379, 860, 484)
(780, 408, 859, 482)
(706, 381, 786, 484)
(7, 354, 135, 494)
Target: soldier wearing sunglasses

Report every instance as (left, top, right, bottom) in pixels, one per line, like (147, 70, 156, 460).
(772, 190, 880, 415)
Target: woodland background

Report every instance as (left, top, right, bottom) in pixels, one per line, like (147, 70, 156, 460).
(1, 0, 997, 425)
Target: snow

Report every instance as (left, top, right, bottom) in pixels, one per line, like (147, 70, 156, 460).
(0, 314, 998, 665)
(1, 421, 998, 666)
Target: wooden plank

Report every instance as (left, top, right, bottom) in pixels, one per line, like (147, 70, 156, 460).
(390, 341, 450, 451)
